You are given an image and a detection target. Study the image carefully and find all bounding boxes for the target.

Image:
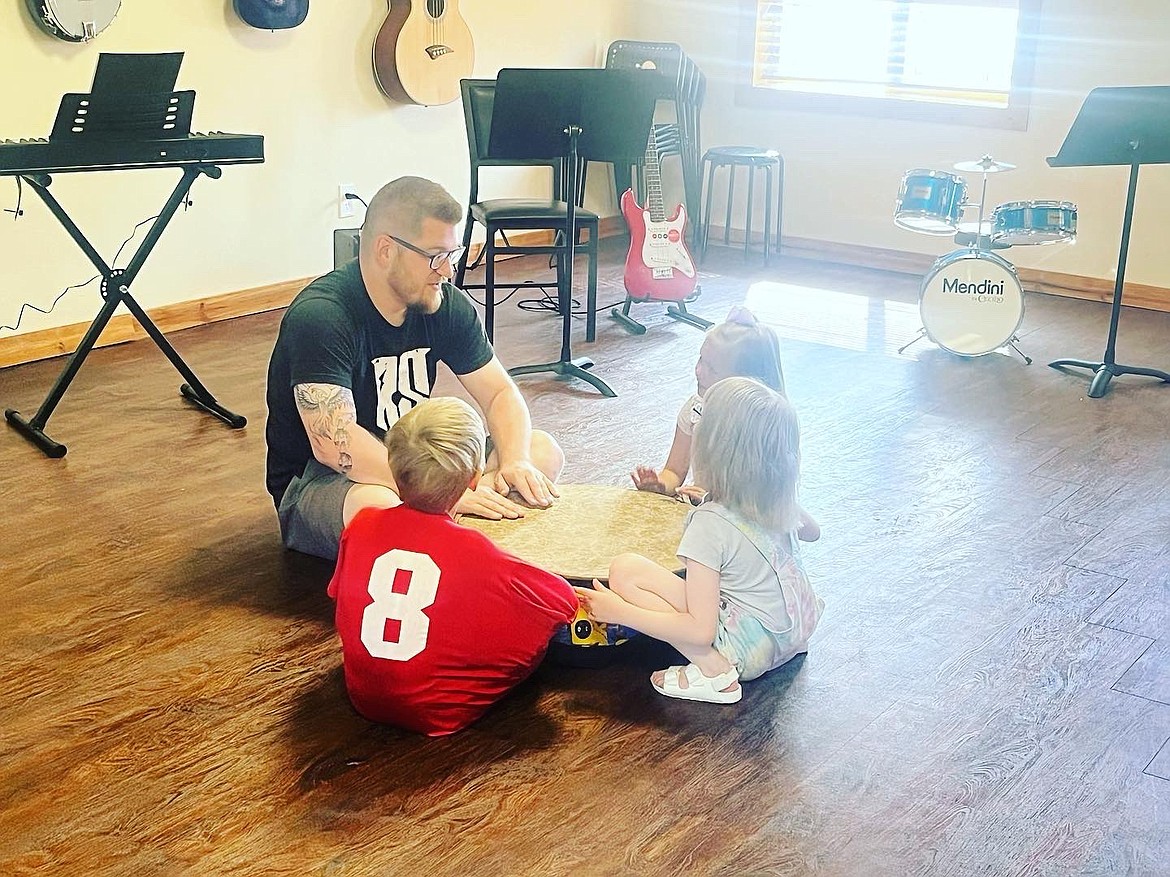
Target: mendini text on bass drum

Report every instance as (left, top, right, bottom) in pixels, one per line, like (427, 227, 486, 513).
(919, 249, 1027, 359)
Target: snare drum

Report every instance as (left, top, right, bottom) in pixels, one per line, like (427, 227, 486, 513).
(991, 200, 1077, 246)
(920, 250, 1025, 356)
(895, 169, 968, 235)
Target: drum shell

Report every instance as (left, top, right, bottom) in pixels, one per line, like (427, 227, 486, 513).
(919, 250, 1025, 356)
(895, 169, 968, 235)
(991, 200, 1077, 245)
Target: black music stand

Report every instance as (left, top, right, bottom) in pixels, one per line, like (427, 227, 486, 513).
(1047, 86, 1170, 398)
(487, 68, 657, 397)
(5, 53, 249, 457)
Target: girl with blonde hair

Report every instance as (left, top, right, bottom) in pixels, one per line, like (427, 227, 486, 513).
(631, 306, 818, 540)
(576, 377, 824, 703)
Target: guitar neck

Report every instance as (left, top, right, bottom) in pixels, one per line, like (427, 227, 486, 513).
(643, 130, 666, 223)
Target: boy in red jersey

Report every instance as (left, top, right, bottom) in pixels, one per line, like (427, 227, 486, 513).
(328, 397, 578, 735)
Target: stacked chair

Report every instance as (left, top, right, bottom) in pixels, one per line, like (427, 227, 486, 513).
(592, 40, 705, 245)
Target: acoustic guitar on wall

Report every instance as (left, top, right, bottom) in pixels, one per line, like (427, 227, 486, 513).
(372, 0, 474, 107)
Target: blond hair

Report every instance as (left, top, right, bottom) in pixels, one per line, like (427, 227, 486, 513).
(384, 397, 485, 514)
(692, 376, 801, 532)
(361, 176, 464, 253)
(704, 306, 786, 394)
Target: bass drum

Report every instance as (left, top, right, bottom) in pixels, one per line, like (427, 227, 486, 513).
(920, 250, 1024, 356)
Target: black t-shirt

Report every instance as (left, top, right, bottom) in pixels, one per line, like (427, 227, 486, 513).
(264, 259, 494, 505)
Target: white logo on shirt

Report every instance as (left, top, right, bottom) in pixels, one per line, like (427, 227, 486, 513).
(373, 348, 432, 430)
(689, 398, 703, 425)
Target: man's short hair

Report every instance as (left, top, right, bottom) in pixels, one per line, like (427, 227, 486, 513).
(362, 176, 463, 249)
(385, 397, 485, 514)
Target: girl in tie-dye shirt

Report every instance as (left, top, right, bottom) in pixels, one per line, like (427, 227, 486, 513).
(575, 377, 823, 704)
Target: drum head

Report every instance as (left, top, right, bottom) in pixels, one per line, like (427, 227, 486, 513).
(460, 484, 688, 582)
(920, 251, 1024, 356)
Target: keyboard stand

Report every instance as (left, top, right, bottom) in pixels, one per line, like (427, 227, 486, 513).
(5, 163, 246, 457)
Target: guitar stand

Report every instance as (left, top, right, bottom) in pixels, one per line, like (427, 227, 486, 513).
(611, 290, 714, 336)
(5, 164, 246, 457)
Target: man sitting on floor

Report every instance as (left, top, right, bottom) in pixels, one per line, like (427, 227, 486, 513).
(264, 176, 561, 560)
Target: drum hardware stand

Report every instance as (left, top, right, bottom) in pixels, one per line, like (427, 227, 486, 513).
(1046, 87, 1170, 398)
(896, 324, 1031, 363)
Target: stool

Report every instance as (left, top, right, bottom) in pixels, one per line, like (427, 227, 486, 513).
(699, 146, 784, 264)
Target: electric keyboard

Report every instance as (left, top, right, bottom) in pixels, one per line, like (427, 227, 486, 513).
(0, 132, 265, 176)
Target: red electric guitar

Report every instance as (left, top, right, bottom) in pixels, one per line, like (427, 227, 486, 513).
(620, 128, 699, 303)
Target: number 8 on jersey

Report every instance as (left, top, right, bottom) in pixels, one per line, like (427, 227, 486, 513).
(360, 549, 440, 661)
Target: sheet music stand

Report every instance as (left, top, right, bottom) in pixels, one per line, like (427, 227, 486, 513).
(5, 53, 251, 457)
(1046, 86, 1170, 398)
(487, 68, 657, 397)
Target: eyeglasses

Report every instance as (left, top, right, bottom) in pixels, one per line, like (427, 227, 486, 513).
(388, 235, 466, 271)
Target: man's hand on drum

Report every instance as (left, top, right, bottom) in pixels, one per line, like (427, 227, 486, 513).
(493, 459, 558, 509)
(455, 480, 524, 520)
(631, 465, 670, 495)
(573, 579, 626, 626)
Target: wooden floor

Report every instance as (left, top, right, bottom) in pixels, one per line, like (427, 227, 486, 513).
(2, 240, 1168, 876)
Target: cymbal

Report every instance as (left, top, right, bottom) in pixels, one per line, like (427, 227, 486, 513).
(954, 156, 1017, 174)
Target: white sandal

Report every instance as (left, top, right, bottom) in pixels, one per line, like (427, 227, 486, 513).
(651, 663, 742, 704)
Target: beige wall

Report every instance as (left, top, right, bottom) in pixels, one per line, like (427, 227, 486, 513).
(628, 0, 1170, 288)
(0, 1, 629, 338)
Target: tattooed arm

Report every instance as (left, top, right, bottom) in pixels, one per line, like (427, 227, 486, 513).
(293, 383, 397, 490)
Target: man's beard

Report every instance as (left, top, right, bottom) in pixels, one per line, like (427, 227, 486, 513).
(405, 286, 443, 315)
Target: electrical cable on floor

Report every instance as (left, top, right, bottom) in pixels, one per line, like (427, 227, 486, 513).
(517, 289, 629, 318)
(460, 228, 627, 318)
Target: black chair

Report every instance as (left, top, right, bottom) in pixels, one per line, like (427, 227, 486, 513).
(454, 78, 599, 344)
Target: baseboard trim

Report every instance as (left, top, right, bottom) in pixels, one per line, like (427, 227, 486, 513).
(0, 276, 314, 370)
(3, 224, 1165, 369)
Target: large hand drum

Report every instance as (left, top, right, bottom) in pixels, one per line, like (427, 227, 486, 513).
(462, 484, 689, 653)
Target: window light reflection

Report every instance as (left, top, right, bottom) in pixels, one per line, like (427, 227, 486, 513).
(744, 281, 922, 355)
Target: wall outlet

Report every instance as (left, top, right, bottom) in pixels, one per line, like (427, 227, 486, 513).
(338, 184, 356, 219)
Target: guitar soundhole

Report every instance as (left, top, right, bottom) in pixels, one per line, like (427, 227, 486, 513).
(426, 0, 446, 19)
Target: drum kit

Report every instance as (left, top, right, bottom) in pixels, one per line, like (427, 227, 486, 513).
(894, 155, 1078, 362)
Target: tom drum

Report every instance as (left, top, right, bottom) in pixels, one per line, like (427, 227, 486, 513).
(991, 200, 1078, 246)
(895, 169, 968, 235)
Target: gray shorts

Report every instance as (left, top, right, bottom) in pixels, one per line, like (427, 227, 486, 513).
(277, 458, 352, 560)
